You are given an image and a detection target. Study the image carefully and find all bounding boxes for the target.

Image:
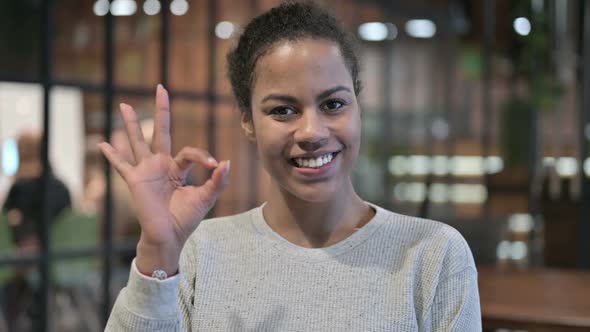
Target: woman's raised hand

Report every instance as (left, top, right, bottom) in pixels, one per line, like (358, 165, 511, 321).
(98, 85, 230, 276)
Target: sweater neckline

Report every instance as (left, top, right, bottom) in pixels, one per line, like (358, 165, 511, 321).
(249, 202, 389, 262)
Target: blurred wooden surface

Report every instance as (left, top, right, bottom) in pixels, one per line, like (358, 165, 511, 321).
(478, 265, 590, 331)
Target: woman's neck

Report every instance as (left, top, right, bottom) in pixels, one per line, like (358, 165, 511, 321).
(262, 180, 375, 248)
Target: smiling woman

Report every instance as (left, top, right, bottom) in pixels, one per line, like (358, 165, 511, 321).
(103, 1, 481, 331)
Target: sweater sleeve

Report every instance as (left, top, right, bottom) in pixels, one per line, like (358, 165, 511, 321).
(105, 237, 199, 331)
(422, 267, 482, 332)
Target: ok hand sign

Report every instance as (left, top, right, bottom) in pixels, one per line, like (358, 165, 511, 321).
(98, 85, 230, 275)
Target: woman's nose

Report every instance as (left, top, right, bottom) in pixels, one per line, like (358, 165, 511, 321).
(294, 110, 329, 151)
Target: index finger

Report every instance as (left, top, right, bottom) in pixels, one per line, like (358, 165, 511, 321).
(152, 84, 171, 155)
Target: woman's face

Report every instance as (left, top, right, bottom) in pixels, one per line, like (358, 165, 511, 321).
(244, 38, 361, 202)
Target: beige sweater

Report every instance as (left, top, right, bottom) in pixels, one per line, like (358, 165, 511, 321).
(106, 203, 481, 331)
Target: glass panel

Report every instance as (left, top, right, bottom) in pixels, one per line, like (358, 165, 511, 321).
(115, 15, 161, 88)
(0, 2, 41, 80)
(1, 84, 92, 227)
(169, 0, 209, 92)
(50, 257, 102, 332)
(213, 102, 259, 216)
(54, 0, 105, 84)
(0, 264, 40, 331)
(171, 99, 209, 147)
(215, 0, 254, 97)
(0, 82, 44, 214)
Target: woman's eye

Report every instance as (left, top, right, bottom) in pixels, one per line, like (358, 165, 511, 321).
(322, 100, 345, 112)
(269, 106, 296, 117)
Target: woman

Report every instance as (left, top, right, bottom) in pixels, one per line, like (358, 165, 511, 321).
(103, 2, 481, 331)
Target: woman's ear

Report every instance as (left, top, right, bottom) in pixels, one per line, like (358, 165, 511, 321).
(240, 112, 256, 142)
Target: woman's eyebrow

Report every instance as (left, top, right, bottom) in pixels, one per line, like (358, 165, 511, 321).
(261, 94, 298, 104)
(260, 85, 351, 104)
(316, 86, 351, 101)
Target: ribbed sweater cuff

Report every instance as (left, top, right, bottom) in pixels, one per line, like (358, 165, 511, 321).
(123, 258, 181, 319)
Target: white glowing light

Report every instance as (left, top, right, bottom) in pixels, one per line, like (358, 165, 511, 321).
(2, 139, 19, 176)
(511, 241, 528, 260)
(389, 155, 505, 177)
(450, 156, 484, 177)
(513, 17, 531, 36)
(556, 157, 578, 177)
(543, 156, 556, 166)
(450, 183, 487, 204)
(388, 156, 408, 176)
(393, 182, 427, 202)
(143, 0, 161, 15)
(358, 22, 389, 41)
(170, 0, 189, 16)
(93, 0, 109, 16)
(215, 21, 235, 39)
(497, 240, 511, 260)
(408, 155, 430, 176)
(394, 182, 487, 204)
(429, 183, 449, 203)
(110, 0, 137, 16)
(406, 182, 427, 202)
(485, 156, 504, 174)
(405, 19, 436, 39)
(508, 213, 534, 233)
(431, 156, 449, 176)
(584, 158, 590, 177)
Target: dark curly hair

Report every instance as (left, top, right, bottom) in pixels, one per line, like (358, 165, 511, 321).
(226, 1, 362, 115)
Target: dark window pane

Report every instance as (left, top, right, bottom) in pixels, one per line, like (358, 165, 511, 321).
(115, 15, 161, 89)
(50, 257, 103, 331)
(169, 0, 209, 92)
(213, 102, 260, 216)
(0, 1, 41, 81)
(214, 0, 254, 97)
(0, 264, 39, 331)
(54, 0, 105, 84)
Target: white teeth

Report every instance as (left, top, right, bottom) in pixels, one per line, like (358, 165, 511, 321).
(294, 153, 335, 168)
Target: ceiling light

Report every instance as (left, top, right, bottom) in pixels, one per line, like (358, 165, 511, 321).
(93, 0, 109, 16)
(405, 19, 436, 39)
(143, 0, 161, 15)
(215, 21, 235, 39)
(170, 0, 189, 16)
(358, 22, 388, 41)
(513, 17, 531, 36)
(110, 0, 137, 16)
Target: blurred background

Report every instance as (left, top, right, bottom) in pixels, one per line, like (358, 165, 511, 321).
(0, 0, 589, 331)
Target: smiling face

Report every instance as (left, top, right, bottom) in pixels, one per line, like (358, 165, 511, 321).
(243, 38, 361, 203)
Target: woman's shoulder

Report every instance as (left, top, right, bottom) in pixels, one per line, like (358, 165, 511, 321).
(370, 203, 475, 275)
(371, 203, 462, 240)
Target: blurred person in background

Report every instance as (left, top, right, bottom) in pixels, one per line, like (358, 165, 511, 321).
(1, 130, 71, 331)
(2, 130, 71, 253)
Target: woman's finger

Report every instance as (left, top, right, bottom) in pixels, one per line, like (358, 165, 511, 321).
(201, 160, 231, 198)
(97, 142, 132, 179)
(152, 84, 172, 155)
(173, 147, 218, 173)
(119, 103, 151, 162)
